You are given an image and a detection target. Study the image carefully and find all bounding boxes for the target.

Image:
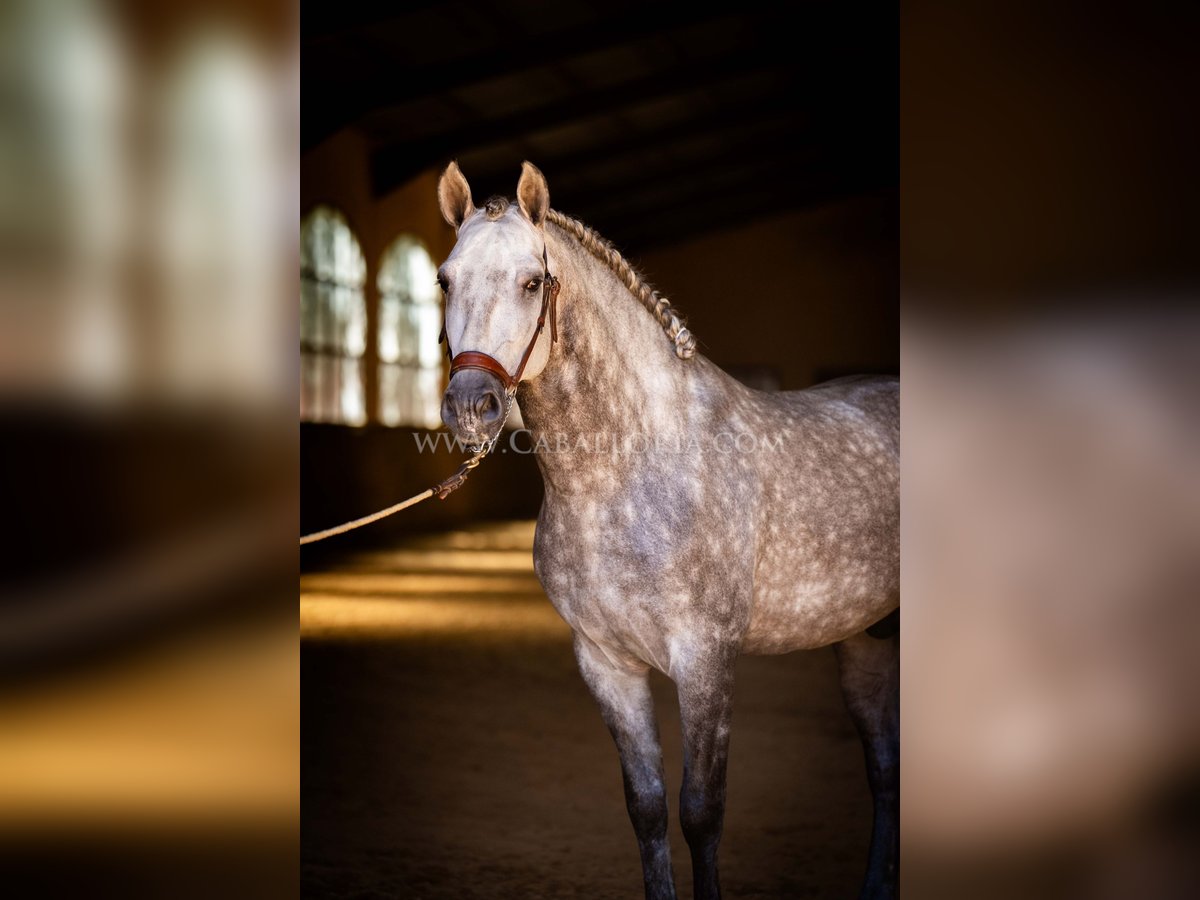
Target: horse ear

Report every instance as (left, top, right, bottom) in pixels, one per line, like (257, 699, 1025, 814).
(516, 161, 550, 227)
(438, 161, 475, 229)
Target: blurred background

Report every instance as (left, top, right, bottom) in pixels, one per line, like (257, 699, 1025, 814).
(902, 1, 1200, 897)
(0, 0, 296, 896)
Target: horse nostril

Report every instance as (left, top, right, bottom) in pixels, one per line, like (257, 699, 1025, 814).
(441, 394, 458, 428)
(475, 390, 503, 424)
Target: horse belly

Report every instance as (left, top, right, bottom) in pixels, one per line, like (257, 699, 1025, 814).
(742, 571, 897, 653)
(742, 494, 898, 653)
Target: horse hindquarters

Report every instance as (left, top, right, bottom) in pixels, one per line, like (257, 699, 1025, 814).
(835, 627, 900, 899)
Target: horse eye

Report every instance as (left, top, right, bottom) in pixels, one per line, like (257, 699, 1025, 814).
(525, 278, 542, 292)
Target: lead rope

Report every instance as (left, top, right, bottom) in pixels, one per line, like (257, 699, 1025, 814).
(300, 387, 519, 546)
(298, 442, 494, 546)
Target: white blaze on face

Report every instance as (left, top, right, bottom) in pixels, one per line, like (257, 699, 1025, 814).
(441, 207, 554, 384)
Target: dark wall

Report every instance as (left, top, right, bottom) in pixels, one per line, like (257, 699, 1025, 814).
(637, 191, 898, 390)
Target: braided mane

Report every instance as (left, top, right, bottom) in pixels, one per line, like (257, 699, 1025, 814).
(546, 209, 696, 360)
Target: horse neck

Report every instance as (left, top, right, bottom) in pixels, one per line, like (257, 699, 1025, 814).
(517, 228, 697, 486)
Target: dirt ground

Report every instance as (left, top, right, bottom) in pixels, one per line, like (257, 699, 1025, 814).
(301, 523, 872, 899)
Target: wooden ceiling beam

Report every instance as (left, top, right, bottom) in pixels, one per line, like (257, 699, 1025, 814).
(303, 4, 745, 151)
(370, 56, 793, 197)
(458, 91, 805, 183)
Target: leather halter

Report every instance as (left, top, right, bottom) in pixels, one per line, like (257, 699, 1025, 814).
(439, 244, 560, 394)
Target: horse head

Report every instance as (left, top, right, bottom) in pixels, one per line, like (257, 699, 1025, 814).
(436, 161, 556, 446)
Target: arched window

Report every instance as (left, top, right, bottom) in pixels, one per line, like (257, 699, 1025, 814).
(377, 235, 442, 428)
(300, 206, 366, 424)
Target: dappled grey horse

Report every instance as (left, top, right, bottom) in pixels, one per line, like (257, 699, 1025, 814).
(436, 162, 899, 899)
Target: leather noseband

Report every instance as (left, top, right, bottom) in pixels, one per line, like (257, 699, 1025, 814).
(439, 244, 560, 394)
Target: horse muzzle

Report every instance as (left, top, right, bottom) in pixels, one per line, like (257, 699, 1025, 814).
(441, 369, 507, 445)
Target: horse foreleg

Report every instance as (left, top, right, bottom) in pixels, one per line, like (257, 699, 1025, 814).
(835, 625, 900, 899)
(675, 652, 736, 900)
(574, 633, 677, 900)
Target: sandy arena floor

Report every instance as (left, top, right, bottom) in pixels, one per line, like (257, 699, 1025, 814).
(302, 522, 872, 899)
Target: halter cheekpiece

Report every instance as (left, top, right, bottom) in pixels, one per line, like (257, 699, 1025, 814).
(438, 243, 560, 394)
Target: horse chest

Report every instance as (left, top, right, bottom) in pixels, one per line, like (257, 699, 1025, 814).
(535, 517, 655, 605)
(531, 494, 753, 670)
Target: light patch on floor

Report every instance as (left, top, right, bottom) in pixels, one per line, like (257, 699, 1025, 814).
(299, 521, 562, 641)
(299, 571, 540, 596)
(300, 594, 569, 641)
